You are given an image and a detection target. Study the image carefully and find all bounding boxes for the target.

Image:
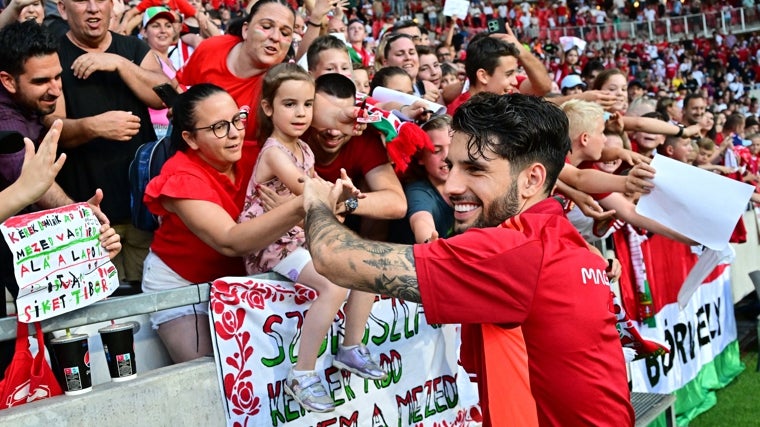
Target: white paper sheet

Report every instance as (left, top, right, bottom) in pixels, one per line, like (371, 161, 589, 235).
(442, 0, 469, 18)
(371, 86, 447, 115)
(635, 154, 754, 250)
(559, 36, 587, 54)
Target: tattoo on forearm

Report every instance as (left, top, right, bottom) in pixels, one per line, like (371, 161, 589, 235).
(305, 202, 421, 303)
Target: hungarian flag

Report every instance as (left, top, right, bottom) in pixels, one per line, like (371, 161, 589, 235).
(613, 230, 745, 425)
(360, 96, 432, 174)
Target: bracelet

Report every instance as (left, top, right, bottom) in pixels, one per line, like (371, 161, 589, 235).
(306, 19, 321, 27)
(675, 124, 684, 138)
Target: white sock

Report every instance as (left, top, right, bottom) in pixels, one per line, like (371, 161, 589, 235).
(291, 368, 315, 377)
(340, 344, 359, 351)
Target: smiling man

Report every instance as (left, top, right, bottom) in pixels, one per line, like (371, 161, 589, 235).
(302, 93, 634, 427)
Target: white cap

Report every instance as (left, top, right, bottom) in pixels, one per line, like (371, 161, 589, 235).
(561, 74, 586, 90)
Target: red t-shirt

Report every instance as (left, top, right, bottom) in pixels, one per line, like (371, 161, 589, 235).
(447, 91, 471, 116)
(311, 128, 390, 182)
(665, 62, 678, 79)
(176, 35, 265, 144)
(144, 145, 258, 283)
(414, 198, 633, 426)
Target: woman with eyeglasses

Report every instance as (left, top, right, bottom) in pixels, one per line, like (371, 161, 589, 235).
(140, 84, 306, 364)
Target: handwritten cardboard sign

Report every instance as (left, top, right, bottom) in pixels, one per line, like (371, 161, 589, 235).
(1, 203, 119, 323)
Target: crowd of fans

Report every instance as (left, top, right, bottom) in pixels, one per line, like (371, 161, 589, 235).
(2, 0, 760, 422)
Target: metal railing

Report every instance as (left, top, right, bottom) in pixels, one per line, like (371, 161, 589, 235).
(0, 273, 282, 341)
(520, 6, 760, 44)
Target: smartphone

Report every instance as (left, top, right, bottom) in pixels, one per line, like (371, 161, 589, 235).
(486, 18, 506, 34)
(153, 83, 179, 108)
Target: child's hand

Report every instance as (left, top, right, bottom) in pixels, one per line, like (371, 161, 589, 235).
(715, 165, 737, 175)
(99, 223, 122, 260)
(578, 90, 618, 110)
(618, 148, 651, 166)
(604, 112, 625, 134)
(682, 124, 702, 138)
(626, 163, 655, 194)
(424, 230, 439, 243)
(577, 195, 616, 221)
(339, 168, 365, 200)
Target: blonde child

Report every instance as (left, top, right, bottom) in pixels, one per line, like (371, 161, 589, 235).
(238, 63, 386, 414)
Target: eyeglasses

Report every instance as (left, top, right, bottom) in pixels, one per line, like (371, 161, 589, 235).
(192, 111, 248, 138)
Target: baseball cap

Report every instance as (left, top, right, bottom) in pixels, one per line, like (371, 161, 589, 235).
(629, 79, 644, 89)
(143, 6, 175, 29)
(560, 74, 586, 90)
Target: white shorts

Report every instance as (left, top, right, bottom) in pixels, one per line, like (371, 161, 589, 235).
(141, 251, 209, 330)
(272, 247, 311, 282)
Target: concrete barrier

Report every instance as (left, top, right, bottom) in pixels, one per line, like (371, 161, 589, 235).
(0, 358, 224, 427)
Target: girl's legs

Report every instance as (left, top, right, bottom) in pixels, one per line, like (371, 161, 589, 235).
(291, 261, 348, 371)
(341, 291, 377, 346)
(333, 290, 387, 380)
(280, 260, 346, 413)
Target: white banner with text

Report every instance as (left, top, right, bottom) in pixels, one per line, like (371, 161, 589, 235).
(209, 276, 479, 427)
(630, 267, 736, 394)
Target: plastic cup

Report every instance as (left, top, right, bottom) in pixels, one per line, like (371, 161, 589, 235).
(50, 333, 92, 395)
(98, 323, 137, 382)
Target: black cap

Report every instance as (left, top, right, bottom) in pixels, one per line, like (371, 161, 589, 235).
(629, 79, 644, 89)
(0, 131, 25, 155)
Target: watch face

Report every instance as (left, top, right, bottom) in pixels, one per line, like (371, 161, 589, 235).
(345, 198, 359, 212)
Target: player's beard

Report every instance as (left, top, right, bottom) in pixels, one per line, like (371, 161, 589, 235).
(454, 180, 521, 234)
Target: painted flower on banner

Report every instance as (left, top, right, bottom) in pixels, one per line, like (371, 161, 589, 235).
(230, 380, 260, 416)
(294, 283, 318, 305)
(211, 282, 242, 314)
(215, 307, 246, 341)
(241, 288, 266, 310)
(249, 280, 278, 300)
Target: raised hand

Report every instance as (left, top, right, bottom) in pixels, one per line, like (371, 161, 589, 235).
(16, 120, 66, 204)
(626, 163, 656, 194)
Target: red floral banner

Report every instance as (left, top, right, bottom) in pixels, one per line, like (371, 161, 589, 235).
(209, 276, 479, 427)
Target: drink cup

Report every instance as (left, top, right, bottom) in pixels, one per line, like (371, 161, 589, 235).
(50, 333, 92, 395)
(98, 323, 137, 382)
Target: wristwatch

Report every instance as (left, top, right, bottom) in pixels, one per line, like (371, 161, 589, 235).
(344, 197, 358, 214)
(675, 124, 685, 138)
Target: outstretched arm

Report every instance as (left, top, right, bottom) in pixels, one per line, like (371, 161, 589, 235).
(304, 176, 422, 302)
